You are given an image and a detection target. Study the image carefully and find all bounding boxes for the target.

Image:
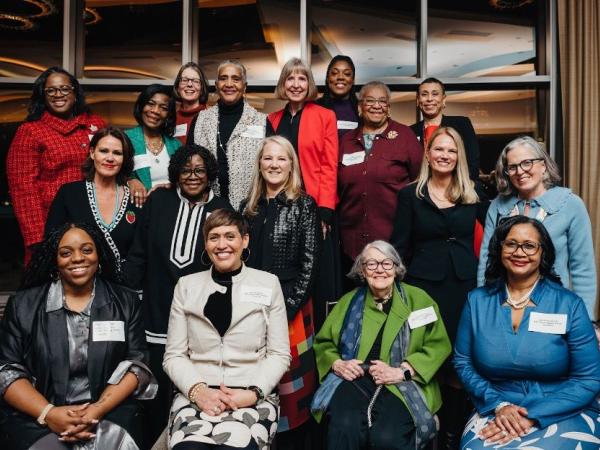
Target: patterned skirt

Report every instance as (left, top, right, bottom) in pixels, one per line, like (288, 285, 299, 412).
(168, 393, 280, 449)
(461, 403, 600, 450)
(277, 300, 317, 432)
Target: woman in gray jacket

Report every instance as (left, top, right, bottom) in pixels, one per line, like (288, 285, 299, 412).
(163, 209, 291, 450)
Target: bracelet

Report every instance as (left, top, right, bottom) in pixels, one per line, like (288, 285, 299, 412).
(37, 403, 54, 426)
(494, 402, 513, 414)
(188, 382, 208, 402)
(246, 385, 265, 403)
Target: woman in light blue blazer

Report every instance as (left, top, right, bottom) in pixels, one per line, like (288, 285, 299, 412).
(477, 136, 597, 319)
(457, 215, 600, 449)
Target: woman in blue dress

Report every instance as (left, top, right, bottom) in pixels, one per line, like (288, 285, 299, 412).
(455, 215, 600, 449)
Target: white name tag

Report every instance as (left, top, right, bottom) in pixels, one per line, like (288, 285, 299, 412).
(133, 154, 152, 171)
(174, 123, 187, 137)
(240, 285, 272, 306)
(407, 306, 438, 329)
(93, 321, 125, 342)
(342, 151, 365, 166)
(528, 312, 567, 334)
(337, 120, 358, 130)
(241, 125, 265, 139)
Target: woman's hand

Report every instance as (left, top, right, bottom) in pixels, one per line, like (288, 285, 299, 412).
(369, 360, 406, 385)
(479, 405, 533, 443)
(193, 386, 238, 416)
(127, 179, 148, 208)
(45, 404, 94, 437)
(220, 385, 258, 408)
(332, 359, 365, 381)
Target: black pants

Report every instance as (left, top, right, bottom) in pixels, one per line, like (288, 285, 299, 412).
(326, 377, 415, 450)
(173, 442, 259, 450)
(143, 343, 173, 449)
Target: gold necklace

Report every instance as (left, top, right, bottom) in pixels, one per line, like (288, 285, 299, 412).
(427, 181, 452, 205)
(145, 136, 164, 156)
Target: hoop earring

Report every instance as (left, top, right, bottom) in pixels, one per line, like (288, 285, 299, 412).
(241, 248, 251, 263)
(200, 250, 212, 266)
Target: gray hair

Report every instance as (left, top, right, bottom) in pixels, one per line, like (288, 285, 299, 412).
(357, 81, 391, 102)
(347, 240, 407, 282)
(216, 59, 247, 85)
(495, 136, 561, 196)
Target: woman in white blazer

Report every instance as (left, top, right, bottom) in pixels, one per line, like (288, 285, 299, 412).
(163, 209, 291, 450)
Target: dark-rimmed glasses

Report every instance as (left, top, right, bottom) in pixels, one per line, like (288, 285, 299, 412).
(180, 167, 207, 178)
(501, 239, 541, 256)
(362, 259, 396, 271)
(179, 77, 201, 86)
(44, 86, 74, 97)
(504, 158, 544, 175)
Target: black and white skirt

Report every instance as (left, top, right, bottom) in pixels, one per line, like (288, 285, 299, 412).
(168, 393, 279, 449)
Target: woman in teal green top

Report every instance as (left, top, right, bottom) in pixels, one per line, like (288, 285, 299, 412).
(126, 84, 180, 207)
(313, 240, 451, 449)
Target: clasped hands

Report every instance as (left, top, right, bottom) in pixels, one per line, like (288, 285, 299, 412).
(478, 404, 535, 445)
(46, 402, 104, 443)
(193, 383, 258, 416)
(332, 359, 410, 385)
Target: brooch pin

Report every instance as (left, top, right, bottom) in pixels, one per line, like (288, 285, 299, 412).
(90, 124, 98, 133)
(387, 130, 398, 139)
(125, 211, 136, 224)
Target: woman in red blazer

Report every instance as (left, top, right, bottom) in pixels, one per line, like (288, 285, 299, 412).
(266, 57, 340, 449)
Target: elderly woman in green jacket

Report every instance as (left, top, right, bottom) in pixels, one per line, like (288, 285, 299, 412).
(312, 240, 451, 450)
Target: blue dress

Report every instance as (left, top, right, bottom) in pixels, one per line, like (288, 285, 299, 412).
(454, 278, 600, 449)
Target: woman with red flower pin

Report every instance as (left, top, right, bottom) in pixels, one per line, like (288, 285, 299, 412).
(45, 127, 140, 269)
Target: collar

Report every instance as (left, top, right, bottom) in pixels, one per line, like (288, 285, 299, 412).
(176, 186, 214, 206)
(41, 111, 92, 135)
(46, 279, 96, 314)
(495, 186, 572, 215)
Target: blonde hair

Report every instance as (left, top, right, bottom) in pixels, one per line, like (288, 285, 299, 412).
(415, 126, 478, 204)
(275, 58, 318, 101)
(243, 135, 304, 216)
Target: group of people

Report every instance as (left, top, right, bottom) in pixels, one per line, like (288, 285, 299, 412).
(1, 54, 599, 450)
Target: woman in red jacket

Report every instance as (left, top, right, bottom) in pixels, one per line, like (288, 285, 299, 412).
(7, 67, 105, 261)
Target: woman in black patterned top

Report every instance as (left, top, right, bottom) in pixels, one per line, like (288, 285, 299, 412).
(45, 126, 139, 268)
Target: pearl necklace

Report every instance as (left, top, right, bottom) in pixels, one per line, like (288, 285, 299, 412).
(505, 277, 540, 309)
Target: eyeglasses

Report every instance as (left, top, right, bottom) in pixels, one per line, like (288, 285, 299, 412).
(179, 77, 201, 86)
(501, 239, 541, 256)
(504, 158, 544, 175)
(362, 97, 389, 107)
(180, 167, 207, 178)
(44, 86, 74, 97)
(362, 258, 396, 271)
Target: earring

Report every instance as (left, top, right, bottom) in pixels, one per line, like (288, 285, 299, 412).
(200, 250, 212, 266)
(51, 270, 60, 281)
(97, 263, 102, 274)
(241, 248, 251, 263)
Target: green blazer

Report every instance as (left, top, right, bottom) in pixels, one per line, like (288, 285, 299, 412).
(125, 126, 181, 190)
(314, 282, 451, 420)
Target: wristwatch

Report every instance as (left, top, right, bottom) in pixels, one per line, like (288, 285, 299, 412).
(402, 368, 412, 381)
(37, 403, 54, 426)
(247, 385, 265, 402)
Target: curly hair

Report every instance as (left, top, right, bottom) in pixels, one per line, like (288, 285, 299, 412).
(133, 84, 176, 137)
(26, 67, 90, 122)
(82, 127, 134, 185)
(22, 223, 123, 289)
(167, 143, 218, 186)
(484, 215, 561, 285)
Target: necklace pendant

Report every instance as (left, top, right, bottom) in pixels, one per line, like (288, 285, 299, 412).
(155, 158, 160, 164)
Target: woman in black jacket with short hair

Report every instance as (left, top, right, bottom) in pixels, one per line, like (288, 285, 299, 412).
(241, 135, 320, 449)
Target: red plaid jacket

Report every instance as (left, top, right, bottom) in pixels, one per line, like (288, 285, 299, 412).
(7, 111, 106, 249)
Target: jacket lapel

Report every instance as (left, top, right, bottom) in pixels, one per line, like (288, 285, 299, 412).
(127, 126, 152, 189)
(47, 308, 70, 403)
(87, 280, 112, 400)
(381, 287, 411, 360)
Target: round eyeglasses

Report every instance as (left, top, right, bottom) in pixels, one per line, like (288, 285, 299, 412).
(501, 240, 541, 256)
(362, 259, 396, 271)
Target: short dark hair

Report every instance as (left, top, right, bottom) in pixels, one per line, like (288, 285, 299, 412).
(133, 84, 176, 137)
(484, 215, 561, 285)
(82, 127, 134, 185)
(22, 222, 122, 289)
(173, 62, 209, 105)
(202, 209, 249, 243)
(26, 67, 90, 122)
(168, 143, 218, 185)
(417, 77, 446, 95)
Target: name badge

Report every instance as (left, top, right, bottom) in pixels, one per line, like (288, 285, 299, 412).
(133, 154, 152, 170)
(93, 321, 125, 342)
(241, 125, 265, 139)
(342, 151, 365, 166)
(240, 285, 272, 306)
(337, 120, 358, 130)
(407, 306, 438, 329)
(528, 312, 567, 334)
(174, 123, 187, 137)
